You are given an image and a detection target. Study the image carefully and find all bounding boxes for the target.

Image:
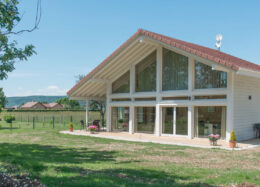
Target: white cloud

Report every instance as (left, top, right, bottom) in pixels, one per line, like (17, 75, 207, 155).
(10, 85, 68, 96)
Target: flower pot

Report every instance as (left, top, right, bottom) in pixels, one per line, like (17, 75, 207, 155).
(90, 131, 95, 134)
(69, 127, 73, 132)
(229, 140, 236, 148)
(210, 140, 217, 146)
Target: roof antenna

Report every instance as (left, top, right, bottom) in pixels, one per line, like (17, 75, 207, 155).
(215, 34, 223, 51)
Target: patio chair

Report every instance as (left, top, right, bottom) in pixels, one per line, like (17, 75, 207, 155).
(253, 123, 260, 138)
(80, 120, 84, 130)
(92, 120, 100, 131)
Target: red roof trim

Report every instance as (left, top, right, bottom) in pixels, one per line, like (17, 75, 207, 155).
(68, 29, 260, 95)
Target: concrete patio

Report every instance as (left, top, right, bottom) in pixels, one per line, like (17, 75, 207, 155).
(60, 130, 260, 150)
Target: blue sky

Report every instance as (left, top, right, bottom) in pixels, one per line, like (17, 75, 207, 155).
(2, 0, 260, 97)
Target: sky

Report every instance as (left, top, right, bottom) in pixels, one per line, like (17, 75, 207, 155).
(1, 0, 260, 97)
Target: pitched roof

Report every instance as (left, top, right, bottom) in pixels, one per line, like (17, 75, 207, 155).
(68, 29, 260, 95)
(43, 103, 63, 108)
(21, 102, 39, 108)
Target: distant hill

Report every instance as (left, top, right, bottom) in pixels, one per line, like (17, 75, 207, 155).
(6, 96, 66, 107)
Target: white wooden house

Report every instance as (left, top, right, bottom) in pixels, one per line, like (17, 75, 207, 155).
(68, 29, 260, 141)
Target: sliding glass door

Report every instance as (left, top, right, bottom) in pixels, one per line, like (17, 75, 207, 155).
(162, 107, 188, 136)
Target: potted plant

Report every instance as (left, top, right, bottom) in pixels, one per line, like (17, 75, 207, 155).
(229, 130, 237, 148)
(208, 134, 220, 146)
(69, 122, 73, 132)
(88, 125, 97, 134)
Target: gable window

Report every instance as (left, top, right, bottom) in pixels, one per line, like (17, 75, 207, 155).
(162, 48, 188, 91)
(135, 51, 156, 92)
(195, 61, 227, 89)
(112, 71, 130, 93)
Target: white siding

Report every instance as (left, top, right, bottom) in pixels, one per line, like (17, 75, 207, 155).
(233, 74, 260, 140)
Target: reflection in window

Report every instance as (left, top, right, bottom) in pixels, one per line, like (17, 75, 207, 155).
(112, 71, 130, 93)
(194, 106, 226, 139)
(195, 61, 227, 89)
(111, 107, 129, 131)
(135, 51, 156, 92)
(135, 107, 155, 133)
(176, 107, 188, 135)
(162, 48, 188, 91)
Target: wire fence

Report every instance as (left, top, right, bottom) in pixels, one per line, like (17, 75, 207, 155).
(0, 110, 101, 130)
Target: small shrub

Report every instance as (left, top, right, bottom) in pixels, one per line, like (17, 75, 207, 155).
(230, 130, 236, 141)
(4, 115, 15, 124)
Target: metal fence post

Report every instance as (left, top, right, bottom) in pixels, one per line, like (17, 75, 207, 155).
(33, 117, 35, 129)
(52, 116, 55, 129)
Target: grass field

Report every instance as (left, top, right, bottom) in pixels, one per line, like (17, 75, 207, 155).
(0, 121, 259, 186)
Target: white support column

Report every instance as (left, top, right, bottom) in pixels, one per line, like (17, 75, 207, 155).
(129, 105, 134, 134)
(188, 105, 194, 139)
(106, 82, 112, 132)
(130, 65, 135, 101)
(226, 71, 234, 141)
(155, 46, 162, 136)
(85, 100, 89, 130)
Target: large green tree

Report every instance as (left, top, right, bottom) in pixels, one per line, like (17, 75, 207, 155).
(0, 0, 41, 109)
(0, 0, 41, 80)
(0, 88, 7, 111)
(56, 97, 81, 110)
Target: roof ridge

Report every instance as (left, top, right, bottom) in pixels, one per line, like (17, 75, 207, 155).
(68, 29, 260, 95)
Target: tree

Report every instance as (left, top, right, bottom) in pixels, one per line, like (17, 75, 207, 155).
(0, 0, 41, 80)
(90, 100, 106, 128)
(0, 88, 7, 111)
(75, 74, 85, 84)
(56, 97, 81, 110)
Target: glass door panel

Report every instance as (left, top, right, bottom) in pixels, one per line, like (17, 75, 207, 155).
(162, 107, 188, 136)
(111, 107, 129, 132)
(135, 107, 155, 133)
(162, 107, 173, 134)
(176, 107, 188, 135)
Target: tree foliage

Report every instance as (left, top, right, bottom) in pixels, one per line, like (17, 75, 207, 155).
(0, 0, 41, 80)
(56, 97, 81, 110)
(90, 100, 106, 127)
(0, 88, 7, 111)
(75, 74, 85, 84)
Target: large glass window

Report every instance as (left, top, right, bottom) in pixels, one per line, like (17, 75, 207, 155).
(112, 71, 130, 93)
(111, 107, 129, 131)
(194, 106, 226, 139)
(162, 48, 188, 91)
(135, 107, 155, 133)
(176, 107, 188, 135)
(162, 107, 173, 134)
(135, 51, 156, 92)
(195, 61, 227, 89)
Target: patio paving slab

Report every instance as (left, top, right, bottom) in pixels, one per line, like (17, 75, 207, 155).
(60, 130, 260, 150)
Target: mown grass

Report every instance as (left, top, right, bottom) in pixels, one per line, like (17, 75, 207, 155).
(0, 121, 259, 186)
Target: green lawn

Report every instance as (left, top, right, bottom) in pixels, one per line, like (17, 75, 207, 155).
(0, 121, 259, 186)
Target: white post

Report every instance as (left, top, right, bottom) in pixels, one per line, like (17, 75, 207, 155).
(226, 71, 234, 141)
(155, 46, 162, 136)
(129, 105, 134, 134)
(188, 105, 194, 139)
(85, 100, 89, 130)
(106, 82, 112, 132)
